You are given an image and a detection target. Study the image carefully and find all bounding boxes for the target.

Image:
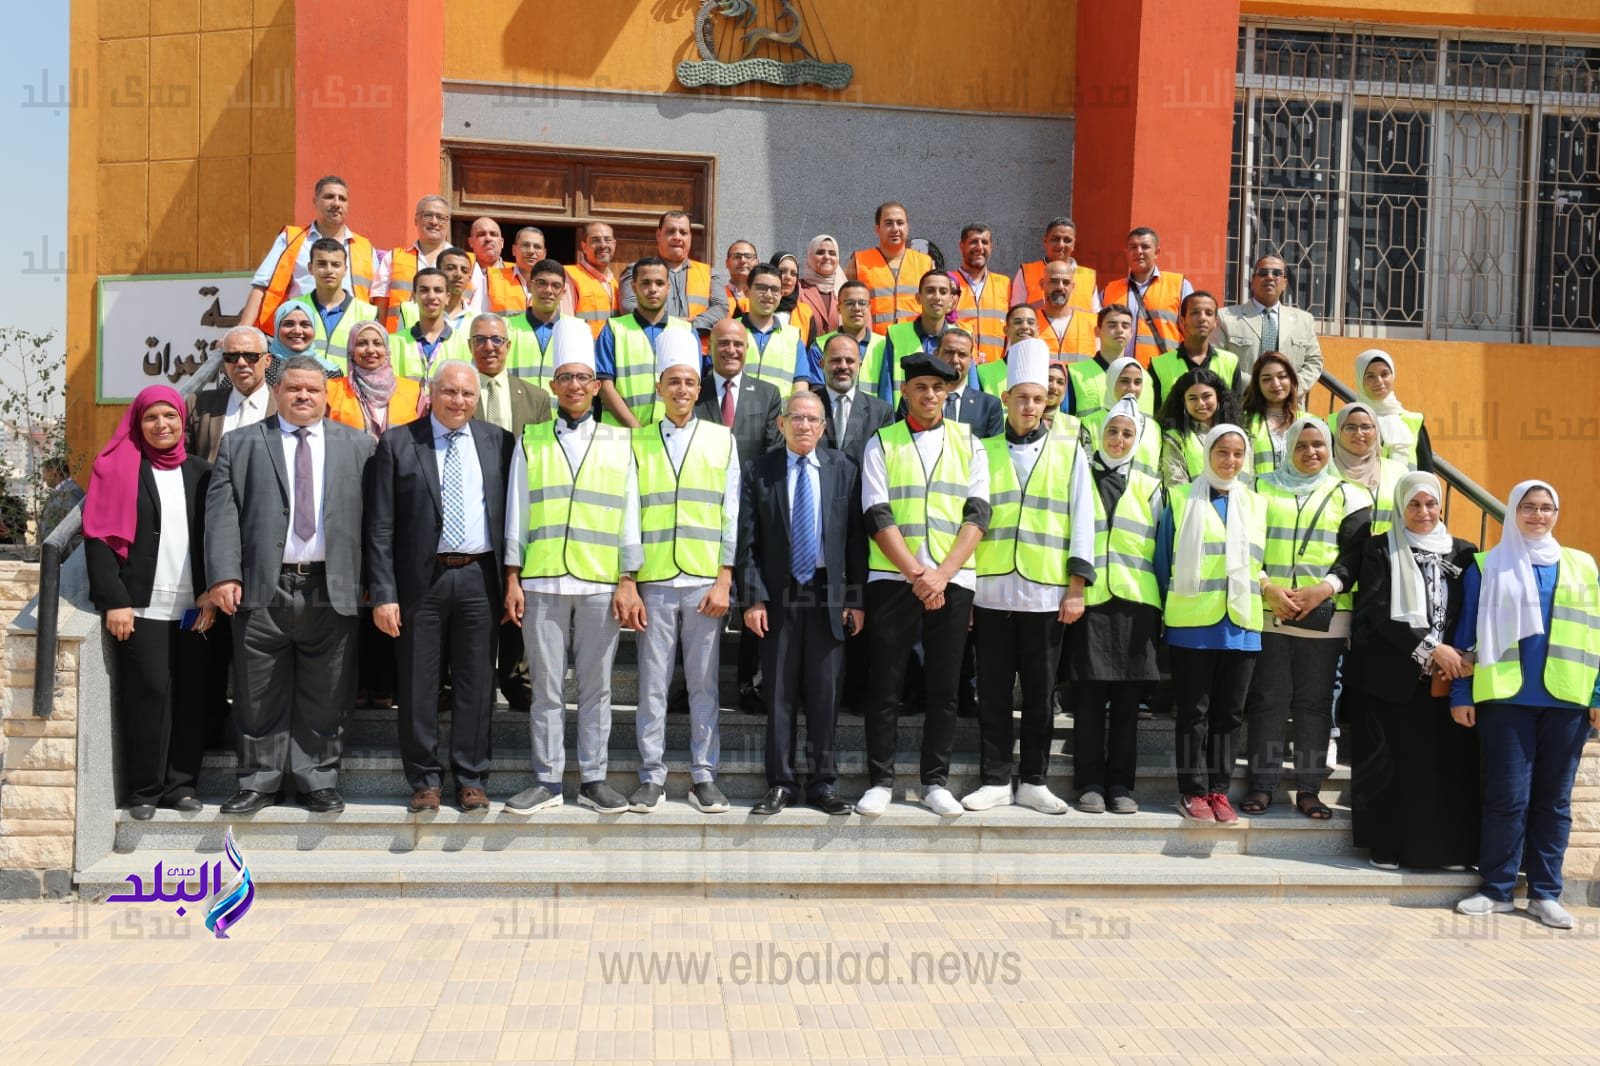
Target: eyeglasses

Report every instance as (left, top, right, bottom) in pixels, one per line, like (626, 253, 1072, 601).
(749, 283, 782, 295)
(1340, 423, 1377, 435)
(553, 372, 596, 385)
(1254, 268, 1287, 278)
(1517, 504, 1559, 516)
(586, 237, 616, 245)
(223, 351, 264, 364)
(729, 251, 758, 261)
(417, 211, 450, 223)
(840, 299, 870, 309)
(785, 414, 824, 425)
(470, 335, 507, 348)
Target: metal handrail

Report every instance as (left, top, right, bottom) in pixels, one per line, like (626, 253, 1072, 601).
(32, 354, 228, 717)
(1314, 368, 1507, 548)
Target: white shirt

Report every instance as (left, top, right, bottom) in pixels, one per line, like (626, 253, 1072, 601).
(133, 467, 194, 621)
(431, 416, 491, 554)
(221, 384, 271, 436)
(278, 419, 327, 564)
(861, 420, 990, 592)
(974, 435, 1095, 612)
(786, 448, 826, 565)
(651, 417, 742, 588)
(251, 222, 356, 302)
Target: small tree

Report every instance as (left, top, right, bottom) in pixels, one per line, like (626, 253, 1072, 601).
(0, 328, 73, 545)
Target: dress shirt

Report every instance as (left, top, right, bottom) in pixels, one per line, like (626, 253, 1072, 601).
(716, 372, 741, 422)
(370, 242, 441, 300)
(311, 292, 350, 338)
(861, 420, 990, 592)
(479, 370, 514, 432)
(133, 467, 194, 621)
(827, 385, 857, 440)
(504, 415, 643, 596)
(466, 260, 500, 314)
(786, 448, 827, 566)
(221, 384, 271, 436)
(974, 435, 1095, 612)
(430, 416, 491, 554)
(654, 417, 741, 588)
(251, 222, 358, 302)
(278, 418, 327, 564)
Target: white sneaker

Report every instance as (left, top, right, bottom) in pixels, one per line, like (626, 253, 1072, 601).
(1016, 783, 1070, 814)
(1455, 893, 1514, 917)
(854, 786, 892, 817)
(961, 784, 1013, 811)
(1528, 899, 1576, 929)
(921, 787, 963, 817)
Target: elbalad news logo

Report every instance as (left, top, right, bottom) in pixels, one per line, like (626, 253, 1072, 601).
(105, 826, 257, 939)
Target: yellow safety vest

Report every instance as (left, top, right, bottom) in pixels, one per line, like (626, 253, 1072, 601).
(867, 420, 974, 575)
(1259, 479, 1359, 611)
(633, 420, 732, 581)
(604, 314, 694, 427)
(1472, 548, 1600, 707)
(1162, 482, 1267, 630)
(976, 433, 1079, 586)
(519, 421, 631, 583)
(287, 295, 378, 372)
(388, 322, 469, 381)
(1085, 469, 1162, 608)
(743, 322, 801, 393)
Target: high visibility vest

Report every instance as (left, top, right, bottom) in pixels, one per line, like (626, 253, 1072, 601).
(564, 263, 620, 339)
(325, 375, 423, 435)
(1163, 482, 1267, 631)
(380, 245, 425, 333)
(604, 314, 693, 427)
(865, 321, 939, 400)
(867, 419, 975, 575)
(1472, 548, 1600, 707)
(288, 295, 378, 372)
(853, 247, 934, 334)
(781, 302, 815, 348)
(1085, 469, 1162, 609)
(953, 272, 1011, 364)
(1342, 456, 1409, 535)
(675, 260, 713, 320)
(1017, 260, 1098, 313)
(726, 286, 750, 316)
(633, 420, 732, 582)
(519, 420, 632, 583)
(1259, 479, 1360, 611)
(506, 314, 562, 391)
(743, 322, 802, 393)
(820, 330, 889, 395)
(1035, 308, 1097, 361)
(388, 323, 469, 381)
(976, 360, 1007, 399)
(256, 224, 374, 332)
(1067, 361, 1156, 418)
(1082, 410, 1163, 481)
(976, 432, 1080, 585)
(1101, 270, 1186, 365)
(1163, 428, 1207, 485)
(481, 262, 527, 315)
(1244, 412, 1306, 479)
(1150, 347, 1240, 407)
(1328, 408, 1427, 467)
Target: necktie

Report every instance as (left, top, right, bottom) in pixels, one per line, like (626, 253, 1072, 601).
(721, 380, 736, 426)
(834, 393, 849, 440)
(944, 392, 959, 419)
(1260, 307, 1279, 354)
(483, 377, 501, 428)
(441, 430, 467, 550)
(292, 427, 315, 542)
(791, 457, 816, 584)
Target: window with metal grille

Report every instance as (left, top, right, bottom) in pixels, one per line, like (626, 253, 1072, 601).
(1230, 22, 1600, 343)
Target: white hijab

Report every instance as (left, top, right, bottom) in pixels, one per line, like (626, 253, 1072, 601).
(1102, 357, 1144, 409)
(1355, 349, 1417, 466)
(1095, 397, 1142, 475)
(1386, 472, 1455, 629)
(1174, 424, 1255, 622)
(1476, 479, 1563, 666)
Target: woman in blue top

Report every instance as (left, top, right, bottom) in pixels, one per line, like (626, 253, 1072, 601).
(1450, 480, 1600, 929)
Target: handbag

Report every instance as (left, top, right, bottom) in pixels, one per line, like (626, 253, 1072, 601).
(1277, 488, 1337, 633)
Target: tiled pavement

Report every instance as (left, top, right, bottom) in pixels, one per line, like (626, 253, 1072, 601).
(3, 894, 1600, 1064)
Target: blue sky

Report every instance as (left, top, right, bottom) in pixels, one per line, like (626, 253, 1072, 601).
(2, 8, 69, 355)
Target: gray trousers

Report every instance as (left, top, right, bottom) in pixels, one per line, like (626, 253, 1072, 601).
(232, 569, 357, 793)
(522, 590, 622, 784)
(635, 582, 722, 785)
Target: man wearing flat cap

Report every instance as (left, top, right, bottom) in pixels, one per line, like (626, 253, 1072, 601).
(855, 351, 991, 818)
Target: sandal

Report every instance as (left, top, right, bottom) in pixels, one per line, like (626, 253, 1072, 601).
(1240, 790, 1271, 815)
(1296, 792, 1333, 820)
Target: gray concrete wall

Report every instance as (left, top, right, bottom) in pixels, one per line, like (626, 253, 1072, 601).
(445, 84, 1074, 279)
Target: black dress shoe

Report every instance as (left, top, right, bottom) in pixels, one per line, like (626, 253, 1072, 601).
(127, 804, 157, 821)
(220, 789, 276, 815)
(303, 788, 346, 814)
(808, 791, 853, 816)
(752, 787, 791, 815)
(162, 795, 203, 812)
(739, 685, 767, 716)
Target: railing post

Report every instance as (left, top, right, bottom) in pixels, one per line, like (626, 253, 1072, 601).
(33, 539, 61, 717)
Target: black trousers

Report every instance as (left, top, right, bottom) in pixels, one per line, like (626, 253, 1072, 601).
(202, 612, 234, 748)
(358, 609, 396, 699)
(396, 560, 496, 790)
(110, 617, 206, 806)
(1169, 645, 1257, 797)
(1073, 681, 1141, 792)
(497, 619, 532, 708)
(864, 580, 975, 788)
(974, 607, 1062, 785)
(759, 576, 843, 796)
(1244, 632, 1339, 794)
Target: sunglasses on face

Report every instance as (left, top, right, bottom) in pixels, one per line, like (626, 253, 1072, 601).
(223, 351, 264, 364)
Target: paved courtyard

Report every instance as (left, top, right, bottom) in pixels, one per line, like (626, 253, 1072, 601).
(3, 894, 1599, 1064)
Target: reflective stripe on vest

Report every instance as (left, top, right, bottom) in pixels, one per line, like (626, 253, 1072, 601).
(1259, 480, 1357, 611)
(976, 433, 1079, 585)
(855, 248, 934, 333)
(604, 315, 693, 427)
(387, 326, 468, 381)
(1163, 428, 1207, 484)
(520, 421, 631, 583)
(744, 324, 801, 393)
(683, 260, 712, 319)
(633, 420, 732, 581)
(1162, 482, 1267, 630)
(1084, 469, 1161, 608)
(1101, 271, 1185, 364)
(1246, 412, 1304, 478)
(1343, 457, 1408, 536)
(382, 247, 419, 333)
(1473, 548, 1600, 707)
(953, 272, 1012, 364)
(290, 295, 378, 372)
(976, 360, 1007, 399)
(506, 315, 560, 391)
(1151, 348, 1240, 406)
(564, 264, 619, 338)
(1035, 308, 1097, 361)
(868, 420, 974, 574)
(257, 225, 374, 332)
(483, 263, 527, 315)
(1083, 411, 1162, 481)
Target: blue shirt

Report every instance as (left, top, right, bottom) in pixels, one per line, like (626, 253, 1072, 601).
(1451, 560, 1600, 709)
(805, 331, 875, 389)
(312, 293, 350, 338)
(730, 315, 809, 384)
(522, 310, 557, 354)
(595, 311, 673, 381)
(1155, 490, 1262, 652)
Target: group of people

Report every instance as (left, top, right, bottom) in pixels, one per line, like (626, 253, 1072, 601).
(80, 176, 1600, 927)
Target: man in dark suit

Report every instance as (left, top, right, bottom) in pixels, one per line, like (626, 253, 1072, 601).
(738, 389, 865, 815)
(365, 360, 515, 814)
(187, 325, 278, 463)
(205, 354, 375, 815)
(935, 328, 1004, 439)
(817, 332, 894, 467)
(696, 316, 783, 713)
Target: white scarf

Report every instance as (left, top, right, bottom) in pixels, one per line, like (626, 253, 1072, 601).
(1174, 424, 1255, 622)
(1386, 472, 1455, 629)
(1355, 349, 1417, 466)
(1095, 397, 1142, 474)
(1101, 357, 1144, 409)
(1477, 479, 1563, 665)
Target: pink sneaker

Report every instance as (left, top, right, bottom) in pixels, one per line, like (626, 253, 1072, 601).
(1176, 794, 1215, 822)
(1207, 792, 1240, 825)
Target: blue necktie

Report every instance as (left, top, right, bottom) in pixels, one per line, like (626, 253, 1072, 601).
(441, 430, 467, 550)
(791, 457, 816, 584)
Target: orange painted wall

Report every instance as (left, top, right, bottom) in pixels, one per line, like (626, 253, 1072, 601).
(67, 0, 296, 461)
(1321, 338, 1600, 554)
(1243, 0, 1600, 33)
(442, 0, 1076, 115)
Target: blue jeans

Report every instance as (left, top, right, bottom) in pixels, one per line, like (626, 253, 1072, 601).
(1476, 703, 1591, 902)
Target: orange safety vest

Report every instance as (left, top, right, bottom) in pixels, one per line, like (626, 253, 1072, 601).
(480, 262, 527, 315)
(1101, 270, 1186, 366)
(953, 271, 1012, 364)
(1017, 260, 1098, 313)
(324, 375, 423, 435)
(784, 301, 815, 348)
(257, 224, 375, 332)
(853, 247, 934, 334)
(1035, 307, 1098, 360)
(726, 286, 751, 316)
(677, 260, 713, 319)
(564, 262, 620, 339)
(379, 245, 438, 334)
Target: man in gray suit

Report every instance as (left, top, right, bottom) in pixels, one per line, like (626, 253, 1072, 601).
(206, 354, 375, 815)
(1217, 254, 1324, 397)
(817, 332, 894, 467)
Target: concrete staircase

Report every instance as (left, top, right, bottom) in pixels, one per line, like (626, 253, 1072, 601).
(78, 632, 1479, 903)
